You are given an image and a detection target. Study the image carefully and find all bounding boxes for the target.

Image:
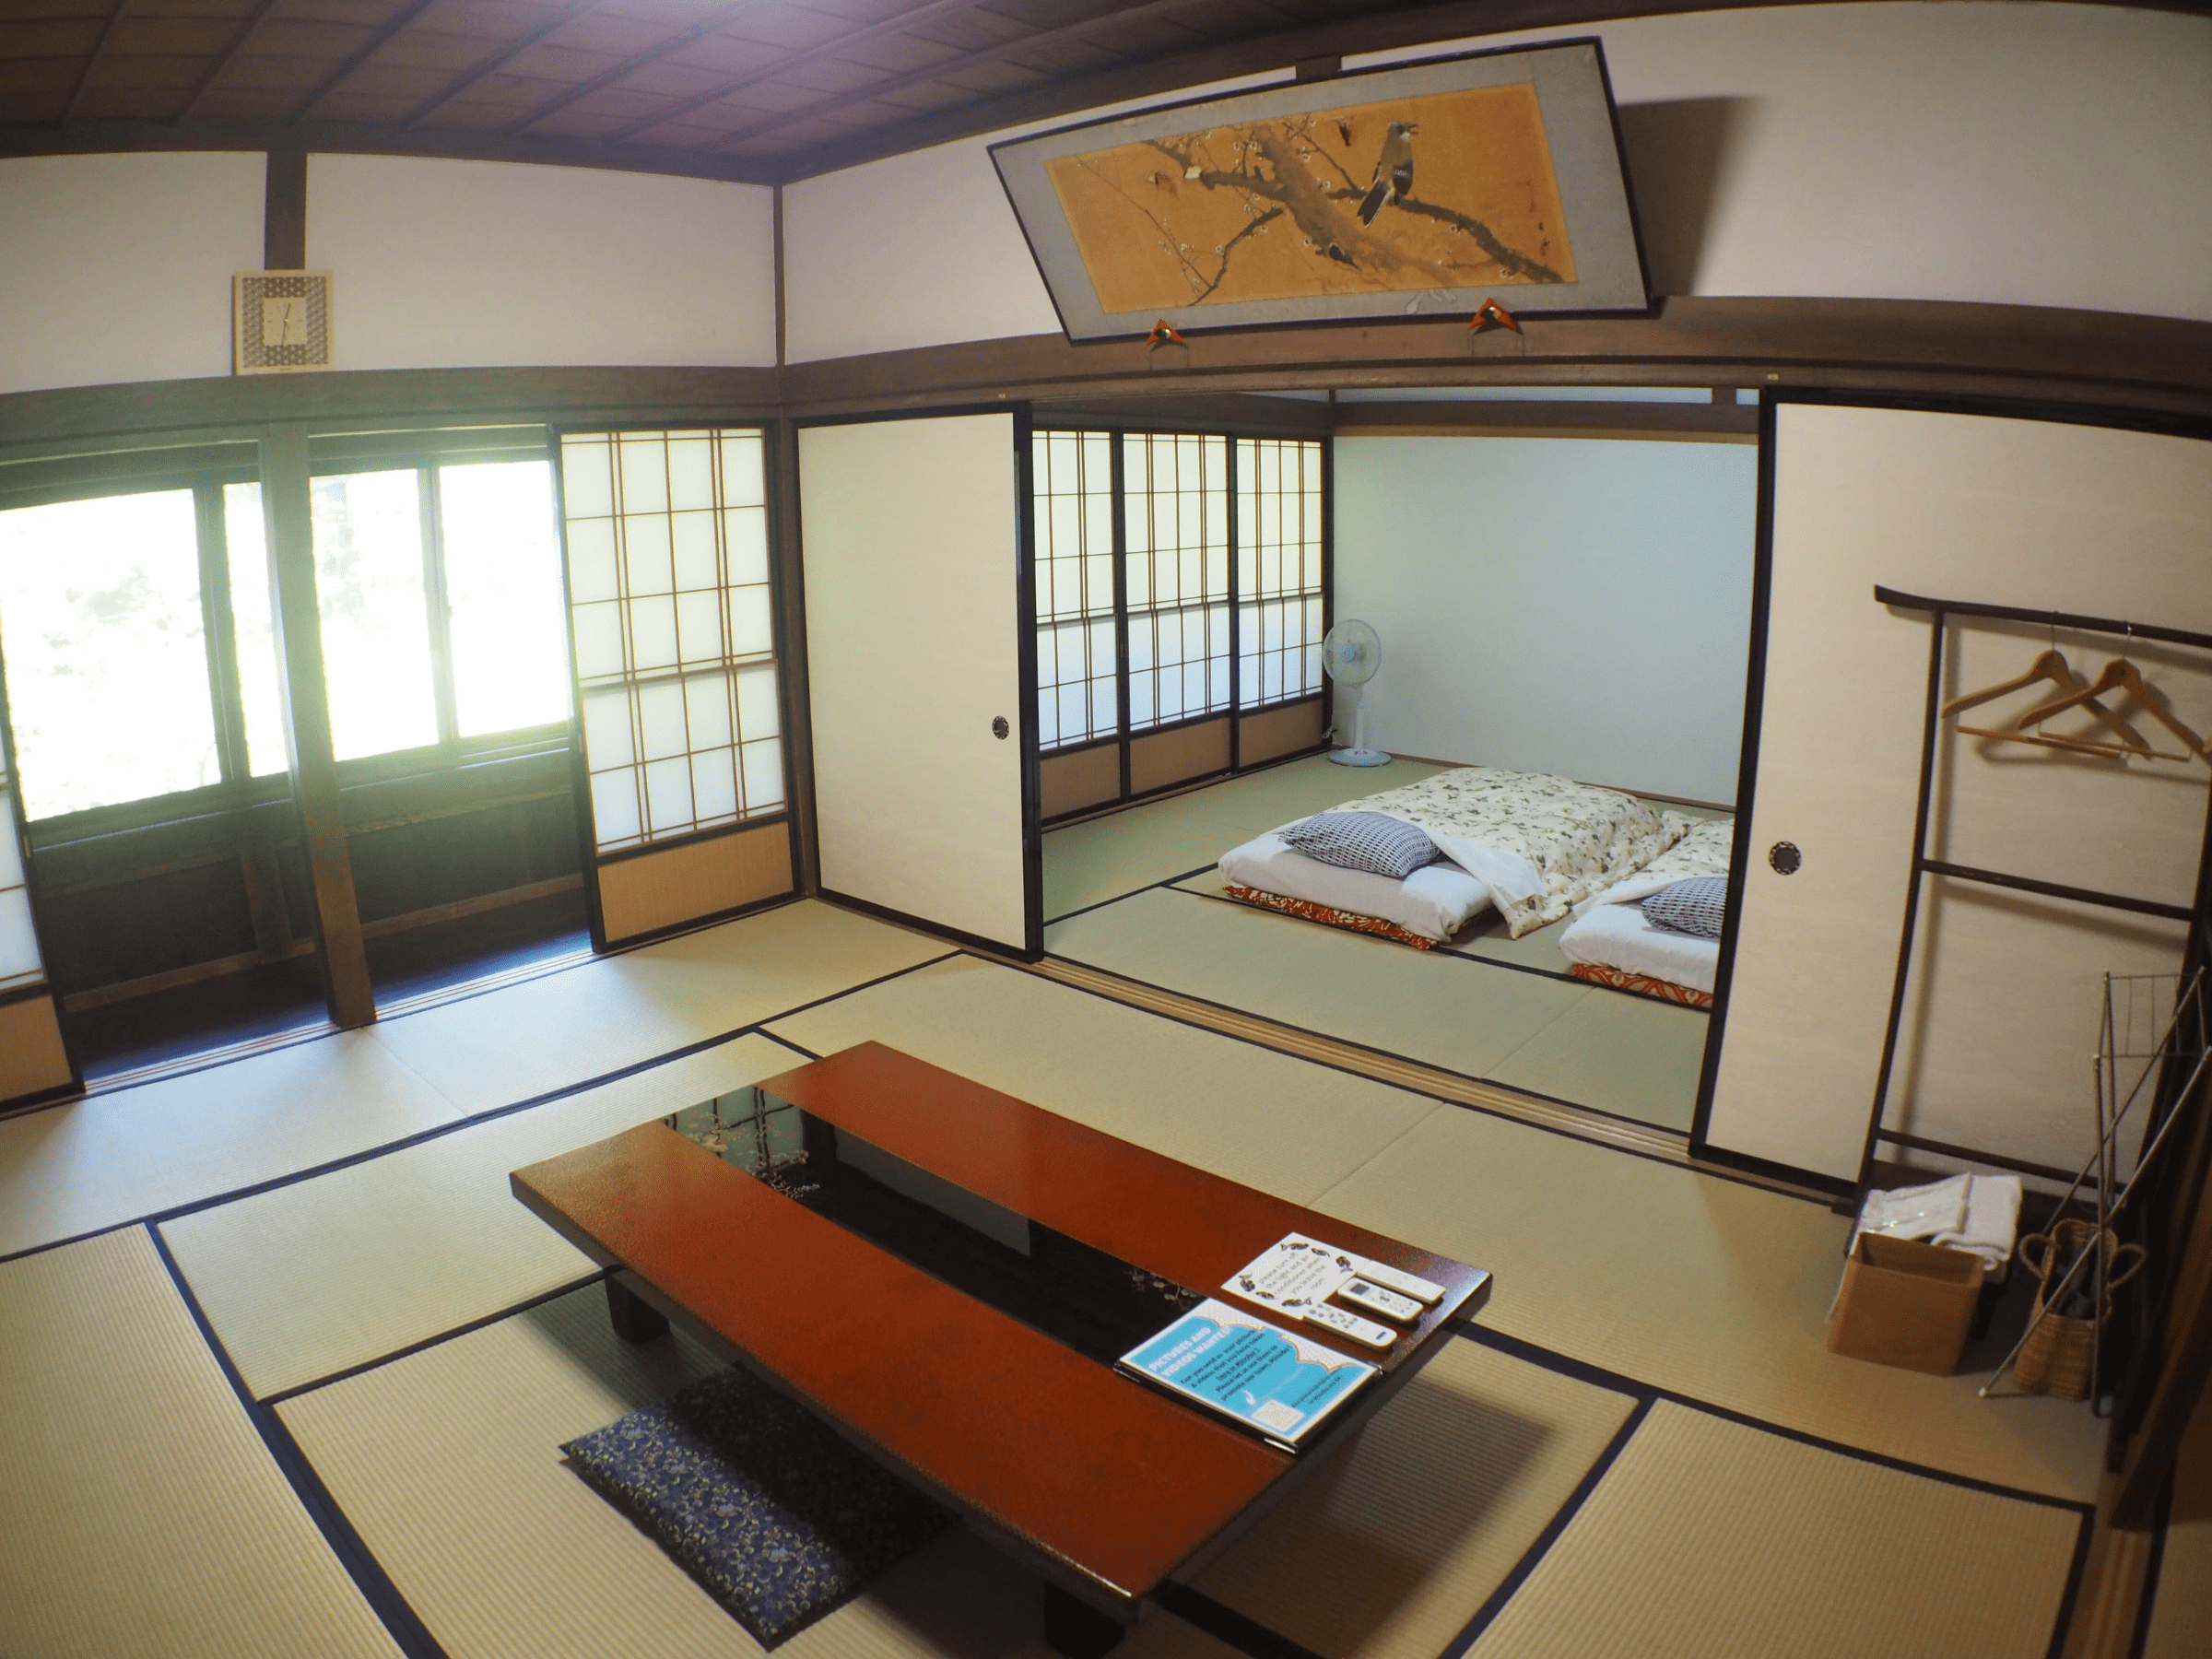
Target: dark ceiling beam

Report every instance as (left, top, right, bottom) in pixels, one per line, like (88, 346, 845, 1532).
(597, 0, 991, 146)
(62, 0, 128, 124)
(0, 115, 783, 186)
(702, 0, 1204, 155)
(751, 0, 1841, 179)
(401, 0, 606, 130)
(504, 0, 771, 135)
(288, 0, 442, 124)
(174, 0, 287, 123)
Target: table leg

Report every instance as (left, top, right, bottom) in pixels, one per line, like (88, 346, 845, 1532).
(605, 1277, 669, 1344)
(1042, 1583, 1124, 1658)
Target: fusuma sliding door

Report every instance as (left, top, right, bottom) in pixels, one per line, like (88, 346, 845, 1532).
(797, 411, 1038, 957)
(1700, 395, 2212, 1189)
(556, 427, 797, 949)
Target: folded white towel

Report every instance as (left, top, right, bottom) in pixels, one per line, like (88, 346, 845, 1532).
(1848, 1173, 2021, 1284)
(1931, 1175, 2023, 1280)
(1858, 1175, 1970, 1241)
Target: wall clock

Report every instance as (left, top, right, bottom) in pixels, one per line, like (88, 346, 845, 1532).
(233, 270, 334, 375)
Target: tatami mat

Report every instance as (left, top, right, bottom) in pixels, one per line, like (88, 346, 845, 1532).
(0, 1030, 463, 1259)
(1182, 1339, 1635, 1659)
(1487, 985, 1710, 1131)
(0, 900, 944, 1262)
(0, 1228, 400, 1659)
(1049, 885, 1704, 1132)
(162, 1033, 806, 1400)
(1044, 756, 1444, 921)
(1464, 1402, 2082, 1659)
(766, 954, 1441, 1206)
(1047, 887, 1586, 1074)
(365, 899, 947, 1113)
(1312, 1106, 2107, 1500)
(279, 1284, 1079, 1659)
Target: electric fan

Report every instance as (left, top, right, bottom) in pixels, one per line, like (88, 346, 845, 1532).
(1322, 618, 1391, 766)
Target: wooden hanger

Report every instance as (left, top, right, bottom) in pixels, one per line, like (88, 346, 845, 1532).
(1942, 648, 2151, 756)
(2012, 657, 2209, 765)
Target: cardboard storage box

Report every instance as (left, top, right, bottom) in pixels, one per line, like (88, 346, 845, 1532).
(1827, 1234, 1986, 1376)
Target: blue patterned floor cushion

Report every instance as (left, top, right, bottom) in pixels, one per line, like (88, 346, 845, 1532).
(1641, 875, 1729, 938)
(1280, 810, 1441, 879)
(563, 1365, 953, 1646)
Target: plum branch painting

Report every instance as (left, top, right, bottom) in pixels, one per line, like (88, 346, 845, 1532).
(1042, 82, 1576, 316)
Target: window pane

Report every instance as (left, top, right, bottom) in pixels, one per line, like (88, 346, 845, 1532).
(440, 460, 570, 738)
(1237, 438, 1326, 711)
(0, 489, 219, 818)
(560, 429, 781, 853)
(311, 470, 437, 761)
(223, 482, 290, 777)
(1125, 432, 1229, 733)
(0, 778, 42, 989)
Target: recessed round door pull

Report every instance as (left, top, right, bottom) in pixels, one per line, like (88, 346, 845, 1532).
(992, 716, 1010, 740)
(1769, 841, 1802, 876)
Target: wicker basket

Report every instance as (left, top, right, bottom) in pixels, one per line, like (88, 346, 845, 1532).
(2013, 1221, 2144, 1401)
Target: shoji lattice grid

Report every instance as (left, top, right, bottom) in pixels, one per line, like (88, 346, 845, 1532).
(559, 429, 781, 854)
(1033, 431, 1116, 751)
(1236, 438, 1326, 709)
(0, 771, 42, 993)
(1126, 433, 1230, 731)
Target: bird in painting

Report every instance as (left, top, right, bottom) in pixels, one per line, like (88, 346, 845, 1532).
(1357, 121, 1418, 225)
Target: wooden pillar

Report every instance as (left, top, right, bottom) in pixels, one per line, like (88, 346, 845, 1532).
(771, 418, 820, 897)
(262, 424, 375, 1028)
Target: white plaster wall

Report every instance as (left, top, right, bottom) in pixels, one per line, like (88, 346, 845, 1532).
(782, 73, 1283, 362)
(306, 155, 777, 371)
(0, 152, 265, 396)
(783, 2, 2212, 361)
(1334, 434, 1756, 803)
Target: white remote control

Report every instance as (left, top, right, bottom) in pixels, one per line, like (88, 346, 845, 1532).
(1300, 1302, 1396, 1349)
(1336, 1277, 1423, 1324)
(1349, 1257, 1444, 1305)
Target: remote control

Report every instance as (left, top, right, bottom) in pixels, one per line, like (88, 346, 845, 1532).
(1300, 1301, 1396, 1349)
(1348, 1256, 1444, 1305)
(1336, 1277, 1422, 1324)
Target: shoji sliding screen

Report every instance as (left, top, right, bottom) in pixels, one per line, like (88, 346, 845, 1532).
(557, 427, 794, 948)
(1035, 429, 1329, 819)
(1236, 437, 1329, 765)
(0, 688, 76, 1108)
(799, 412, 1037, 956)
(1700, 396, 2212, 1188)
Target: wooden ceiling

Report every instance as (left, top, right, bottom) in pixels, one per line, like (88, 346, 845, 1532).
(0, 0, 2200, 185)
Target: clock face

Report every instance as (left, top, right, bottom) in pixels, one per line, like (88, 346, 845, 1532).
(261, 295, 308, 347)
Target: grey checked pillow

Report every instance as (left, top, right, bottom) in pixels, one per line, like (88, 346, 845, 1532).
(1280, 811, 1440, 880)
(1641, 875, 1728, 938)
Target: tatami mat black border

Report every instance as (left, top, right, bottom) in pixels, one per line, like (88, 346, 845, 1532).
(256, 1269, 616, 1406)
(1459, 1324, 2095, 1517)
(144, 1222, 453, 1659)
(1017, 951, 1818, 1202)
(1043, 860, 1222, 926)
(0, 955, 950, 1267)
(1436, 1395, 1655, 1659)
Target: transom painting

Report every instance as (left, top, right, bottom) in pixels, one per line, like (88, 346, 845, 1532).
(992, 41, 1647, 340)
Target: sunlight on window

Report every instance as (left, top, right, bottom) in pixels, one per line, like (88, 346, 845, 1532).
(0, 490, 219, 819)
(222, 482, 290, 777)
(311, 470, 439, 762)
(441, 460, 570, 738)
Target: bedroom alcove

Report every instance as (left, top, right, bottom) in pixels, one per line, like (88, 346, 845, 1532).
(1029, 383, 1761, 1140)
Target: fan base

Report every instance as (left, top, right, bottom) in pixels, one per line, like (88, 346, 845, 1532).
(1328, 747, 1393, 767)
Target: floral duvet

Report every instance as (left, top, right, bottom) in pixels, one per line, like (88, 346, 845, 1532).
(1333, 766, 1692, 936)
